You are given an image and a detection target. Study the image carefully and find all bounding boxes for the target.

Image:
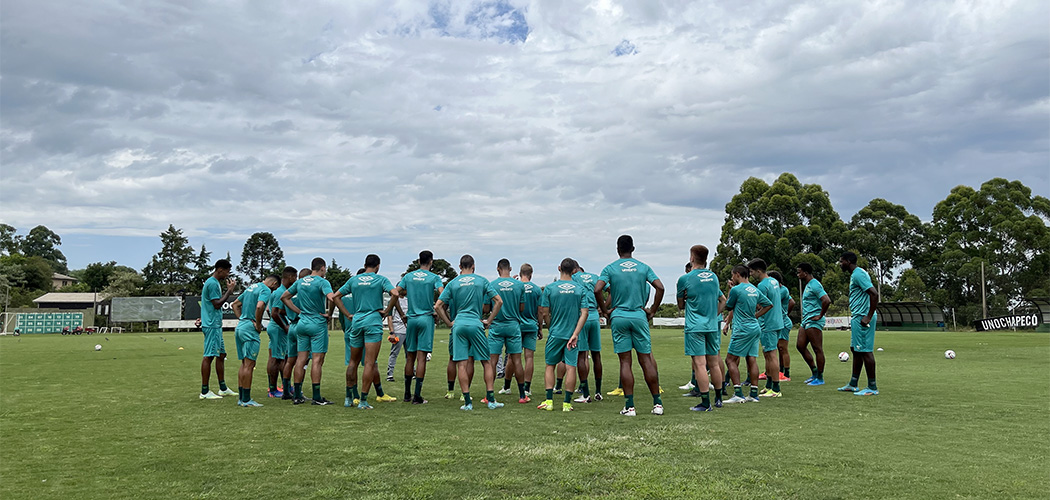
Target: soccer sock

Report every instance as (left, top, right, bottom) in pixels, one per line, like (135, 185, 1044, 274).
(518, 383, 526, 399)
(734, 385, 743, 398)
(595, 377, 602, 393)
(817, 370, 823, 380)
(244, 388, 251, 402)
(463, 392, 471, 406)
(238, 386, 244, 402)
(294, 382, 303, 399)
(749, 386, 758, 399)
(346, 386, 353, 399)
(564, 389, 573, 403)
(653, 393, 662, 406)
(690, 369, 696, 386)
(580, 380, 590, 398)
(625, 394, 634, 409)
(812, 367, 820, 378)
(282, 377, 291, 394)
(405, 378, 413, 397)
(361, 392, 369, 403)
(269, 382, 277, 392)
(783, 367, 790, 377)
(700, 391, 710, 407)
(218, 380, 229, 391)
(524, 381, 532, 392)
(486, 390, 494, 402)
(201, 384, 209, 395)
(375, 383, 385, 398)
(350, 385, 359, 400)
(414, 378, 424, 399)
(545, 388, 554, 401)
(447, 380, 455, 391)
(849, 376, 859, 388)
(555, 378, 563, 391)
(503, 378, 512, 391)
(772, 381, 780, 392)
(765, 377, 773, 389)
(868, 378, 877, 390)
(312, 383, 321, 401)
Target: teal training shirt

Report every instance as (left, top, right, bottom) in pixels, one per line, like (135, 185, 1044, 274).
(725, 282, 772, 335)
(237, 282, 272, 322)
(540, 279, 587, 339)
(572, 271, 600, 315)
(491, 277, 525, 325)
(339, 272, 394, 330)
(339, 296, 354, 332)
(849, 267, 875, 317)
(520, 281, 542, 330)
(285, 275, 333, 326)
(598, 258, 659, 319)
(201, 276, 224, 328)
(438, 274, 498, 323)
(397, 269, 443, 317)
(269, 284, 288, 324)
(756, 277, 784, 332)
(801, 279, 828, 322)
(780, 286, 792, 327)
(675, 268, 723, 333)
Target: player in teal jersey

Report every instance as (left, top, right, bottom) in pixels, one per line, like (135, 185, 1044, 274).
(487, 259, 529, 404)
(722, 265, 774, 403)
(279, 267, 311, 400)
(795, 263, 831, 386)
(281, 257, 338, 405)
(747, 259, 785, 398)
(231, 275, 279, 407)
(768, 270, 796, 382)
(329, 254, 399, 409)
(594, 235, 665, 417)
(198, 259, 238, 400)
(434, 255, 504, 411)
(535, 258, 589, 412)
(266, 266, 298, 399)
(838, 252, 880, 396)
(571, 263, 604, 403)
(517, 263, 543, 397)
(676, 245, 726, 411)
(388, 250, 444, 404)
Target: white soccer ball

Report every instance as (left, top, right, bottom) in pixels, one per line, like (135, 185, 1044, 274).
(426, 353, 432, 361)
(94, 344, 102, 351)
(838, 351, 849, 362)
(944, 349, 955, 359)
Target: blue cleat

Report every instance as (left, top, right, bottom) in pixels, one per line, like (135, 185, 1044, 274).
(690, 404, 712, 412)
(803, 376, 815, 384)
(487, 401, 504, 410)
(345, 397, 352, 407)
(242, 399, 263, 407)
(837, 385, 858, 392)
(357, 401, 373, 410)
(854, 388, 879, 396)
(807, 379, 825, 386)
(460, 404, 473, 411)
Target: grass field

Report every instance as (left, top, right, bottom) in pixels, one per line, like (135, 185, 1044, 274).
(1, 327, 1048, 499)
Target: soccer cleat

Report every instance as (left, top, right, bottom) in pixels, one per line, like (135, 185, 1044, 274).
(480, 398, 490, 404)
(837, 385, 859, 392)
(460, 394, 465, 402)
(758, 373, 767, 380)
(385, 376, 395, 382)
(854, 388, 879, 396)
(554, 389, 562, 395)
(651, 404, 664, 415)
(444, 391, 454, 399)
(268, 389, 283, 398)
(281, 391, 294, 400)
(498, 388, 511, 395)
(412, 398, 428, 405)
(353, 398, 360, 405)
(344, 397, 353, 407)
(804, 376, 815, 384)
(619, 407, 636, 417)
(562, 402, 574, 412)
(460, 404, 473, 411)
(487, 401, 504, 410)
(714, 399, 723, 408)
(807, 379, 825, 386)
(218, 388, 237, 397)
(592, 393, 603, 402)
(518, 397, 531, 404)
(312, 398, 333, 406)
(242, 399, 263, 407)
(292, 397, 308, 405)
(745, 395, 761, 403)
(659, 386, 665, 394)
(758, 388, 773, 396)
(690, 403, 712, 412)
(607, 387, 624, 396)
(709, 383, 716, 390)
(356, 401, 373, 409)
(573, 395, 592, 403)
(682, 390, 701, 398)
(678, 381, 696, 390)
(376, 394, 398, 402)
(724, 395, 747, 404)
(236, 400, 245, 407)
(780, 374, 791, 382)
(525, 390, 532, 397)
(199, 391, 222, 400)
(537, 400, 554, 411)
(759, 390, 782, 398)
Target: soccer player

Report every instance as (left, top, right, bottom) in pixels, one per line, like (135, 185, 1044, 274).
(434, 255, 504, 411)
(384, 295, 408, 383)
(231, 275, 279, 407)
(279, 267, 311, 400)
(747, 258, 784, 398)
(266, 266, 298, 398)
(838, 251, 880, 396)
(722, 265, 773, 404)
(796, 263, 831, 386)
(517, 263, 543, 397)
(572, 263, 603, 403)
(535, 258, 588, 412)
(676, 245, 726, 411)
(281, 257, 337, 405)
(199, 259, 238, 400)
(487, 259, 529, 403)
(330, 254, 399, 409)
(768, 270, 796, 382)
(594, 235, 665, 416)
(679, 261, 697, 392)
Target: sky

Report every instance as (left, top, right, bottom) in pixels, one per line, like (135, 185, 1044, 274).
(1, 0, 1048, 291)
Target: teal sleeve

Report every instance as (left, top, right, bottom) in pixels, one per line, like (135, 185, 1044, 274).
(258, 288, 271, 306)
(382, 277, 394, 293)
(236, 291, 246, 303)
(338, 280, 351, 296)
(676, 275, 686, 299)
(817, 282, 827, 298)
(598, 266, 611, 285)
(646, 266, 659, 283)
(438, 285, 451, 303)
(758, 291, 773, 307)
(725, 288, 737, 310)
(396, 277, 406, 289)
(854, 271, 874, 291)
(203, 280, 219, 302)
(322, 279, 333, 295)
(540, 288, 550, 308)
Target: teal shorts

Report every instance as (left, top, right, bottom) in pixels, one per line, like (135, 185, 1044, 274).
(452, 321, 487, 362)
(685, 330, 720, 357)
(266, 322, 287, 359)
(235, 322, 260, 361)
(610, 315, 651, 354)
(801, 318, 825, 331)
(295, 321, 329, 354)
(851, 314, 876, 352)
(521, 328, 538, 351)
(760, 329, 779, 353)
(577, 319, 600, 352)
(405, 316, 435, 353)
(778, 325, 792, 341)
(727, 330, 760, 357)
(202, 326, 226, 357)
(544, 336, 578, 367)
(347, 323, 383, 350)
(488, 322, 522, 355)
(448, 332, 454, 357)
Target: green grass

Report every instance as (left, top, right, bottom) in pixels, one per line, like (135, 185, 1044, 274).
(1, 328, 1047, 499)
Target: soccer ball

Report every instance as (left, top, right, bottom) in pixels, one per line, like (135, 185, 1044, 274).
(838, 352, 849, 362)
(94, 344, 102, 351)
(426, 353, 432, 361)
(944, 350, 955, 359)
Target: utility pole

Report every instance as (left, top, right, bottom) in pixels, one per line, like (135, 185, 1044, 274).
(981, 261, 987, 318)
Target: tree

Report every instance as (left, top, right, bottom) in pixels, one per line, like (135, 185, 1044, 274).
(238, 232, 284, 283)
(142, 225, 196, 295)
(0, 224, 21, 255)
(20, 256, 54, 291)
(326, 259, 352, 290)
(191, 244, 213, 294)
(848, 199, 924, 291)
(104, 270, 145, 298)
(893, 269, 928, 302)
(403, 258, 458, 284)
(81, 261, 118, 291)
(20, 225, 67, 272)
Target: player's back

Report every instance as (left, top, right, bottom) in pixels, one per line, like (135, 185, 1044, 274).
(399, 270, 441, 317)
(441, 274, 491, 322)
(543, 280, 586, 338)
(600, 258, 658, 316)
(757, 277, 784, 331)
(678, 269, 722, 333)
(728, 283, 765, 333)
(492, 277, 524, 324)
(238, 283, 271, 321)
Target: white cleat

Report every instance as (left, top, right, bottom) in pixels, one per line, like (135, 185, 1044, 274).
(709, 383, 716, 390)
(218, 388, 237, 397)
(199, 391, 222, 400)
(619, 407, 636, 417)
(678, 382, 696, 390)
(724, 395, 747, 404)
(573, 395, 592, 403)
(651, 404, 664, 415)
(745, 396, 761, 403)
(497, 388, 511, 395)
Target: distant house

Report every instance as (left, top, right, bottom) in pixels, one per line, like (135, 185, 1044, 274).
(33, 292, 100, 310)
(52, 273, 78, 290)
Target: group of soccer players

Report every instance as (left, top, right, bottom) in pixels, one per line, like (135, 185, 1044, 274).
(196, 234, 881, 415)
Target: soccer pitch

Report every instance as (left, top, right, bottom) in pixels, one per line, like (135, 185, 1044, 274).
(1, 329, 1047, 499)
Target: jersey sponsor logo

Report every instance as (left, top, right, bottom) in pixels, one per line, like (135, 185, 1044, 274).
(620, 261, 638, 272)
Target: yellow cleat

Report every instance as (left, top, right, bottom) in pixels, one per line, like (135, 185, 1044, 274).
(536, 400, 554, 411)
(376, 394, 398, 402)
(444, 391, 454, 399)
(562, 402, 574, 412)
(659, 386, 665, 394)
(607, 387, 624, 396)
(352, 398, 360, 405)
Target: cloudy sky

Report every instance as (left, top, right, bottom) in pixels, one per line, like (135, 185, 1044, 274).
(1, 0, 1047, 288)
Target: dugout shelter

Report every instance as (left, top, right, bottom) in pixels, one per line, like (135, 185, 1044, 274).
(875, 301, 945, 331)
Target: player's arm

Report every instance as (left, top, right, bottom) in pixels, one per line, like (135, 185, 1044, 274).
(568, 308, 587, 349)
(484, 295, 503, 327)
(676, 292, 686, 311)
(280, 290, 301, 316)
(386, 314, 394, 334)
(788, 297, 796, 315)
(271, 305, 289, 331)
(254, 300, 267, 332)
(717, 294, 727, 315)
(434, 299, 453, 327)
(211, 278, 237, 308)
(538, 306, 550, 332)
(755, 303, 773, 319)
(813, 294, 831, 321)
(329, 292, 350, 321)
(231, 299, 242, 318)
(862, 286, 879, 327)
(593, 280, 609, 317)
(647, 279, 665, 321)
(722, 309, 734, 335)
(393, 296, 406, 322)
